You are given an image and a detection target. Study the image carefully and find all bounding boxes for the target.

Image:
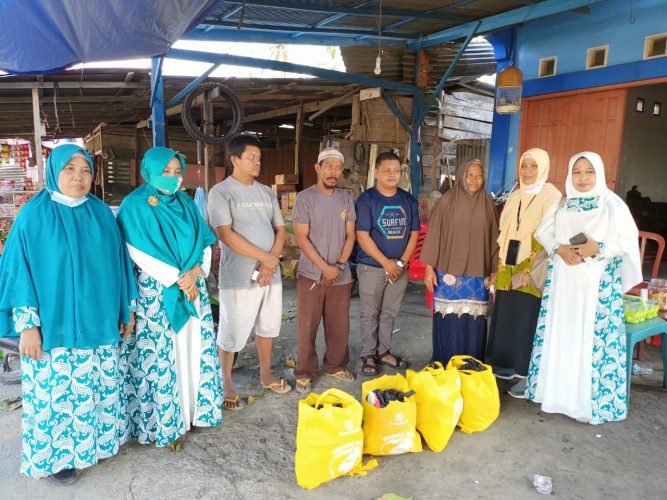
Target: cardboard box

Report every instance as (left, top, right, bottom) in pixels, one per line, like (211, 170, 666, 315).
(359, 87, 382, 101)
(275, 174, 298, 185)
(279, 191, 298, 211)
(272, 184, 297, 195)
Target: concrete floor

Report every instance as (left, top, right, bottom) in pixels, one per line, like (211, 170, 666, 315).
(0, 280, 665, 500)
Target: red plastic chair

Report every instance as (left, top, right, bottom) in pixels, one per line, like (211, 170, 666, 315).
(408, 224, 433, 310)
(629, 231, 665, 357)
(408, 223, 428, 281)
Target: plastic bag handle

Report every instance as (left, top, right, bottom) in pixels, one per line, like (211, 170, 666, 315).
(314, 387, 351, 407)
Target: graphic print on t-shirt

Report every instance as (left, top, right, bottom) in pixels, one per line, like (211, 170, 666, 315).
(376, 205, 408, 240)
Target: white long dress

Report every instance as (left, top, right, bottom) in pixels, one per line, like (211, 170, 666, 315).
(526, 152, 642, 424)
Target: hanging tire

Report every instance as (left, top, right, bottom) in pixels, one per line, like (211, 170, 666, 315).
(181, 82, 244, 144)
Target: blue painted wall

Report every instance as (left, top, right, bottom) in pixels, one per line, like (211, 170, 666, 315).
(490, 0, 667, 187)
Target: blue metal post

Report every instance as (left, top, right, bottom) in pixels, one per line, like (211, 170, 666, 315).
(486, 29, 516, 193)
(166, 48, 416, 93)
(382, 90, 412, 135)
(150, 57, 166, 147)
(410, 90, 424, 196)
(418, 21, 480, 126)
(407, 0, 604, 49)
(165, 64, 218, 108)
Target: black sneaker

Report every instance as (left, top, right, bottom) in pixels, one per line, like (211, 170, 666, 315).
(51, 468, 77, 485)
(507, 379, 527, 399)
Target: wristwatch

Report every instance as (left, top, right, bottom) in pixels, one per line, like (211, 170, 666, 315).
(336, 261, 347, 271)
(396, 259, 405, 268)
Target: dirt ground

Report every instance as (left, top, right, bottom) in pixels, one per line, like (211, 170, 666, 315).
(0, 280, 665, 500)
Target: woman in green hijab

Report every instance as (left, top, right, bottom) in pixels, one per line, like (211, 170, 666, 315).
(117, 147, 222, 449)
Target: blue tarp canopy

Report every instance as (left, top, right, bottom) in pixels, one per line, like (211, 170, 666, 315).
(0, 0, 220, 75)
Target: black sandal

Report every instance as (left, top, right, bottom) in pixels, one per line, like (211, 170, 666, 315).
(377, 351, 409, 369)
(360, 355, 378, 376)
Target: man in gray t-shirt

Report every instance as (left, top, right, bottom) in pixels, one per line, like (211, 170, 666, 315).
(207, 134, 291, 410)
(292, 148, 356, 393)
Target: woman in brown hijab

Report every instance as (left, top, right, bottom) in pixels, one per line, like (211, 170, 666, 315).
(421, 160, 499, 364)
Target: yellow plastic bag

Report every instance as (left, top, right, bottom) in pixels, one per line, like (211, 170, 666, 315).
(406, 362, 463, 452)
(295, 388, 376, 489)
(362, 373, 422, 456)
(446, 355, 500, 433)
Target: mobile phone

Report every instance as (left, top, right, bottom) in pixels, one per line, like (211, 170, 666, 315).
(505, 239, 520, 265)
(251, 261, 261, 281)
(569, 233, 588, 246)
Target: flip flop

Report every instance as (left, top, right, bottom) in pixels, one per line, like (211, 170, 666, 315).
(262, 378, 292, 394)
(326, 370, 356, 382)
(296, 378, 311, 394)
(223, 394, 244, 411)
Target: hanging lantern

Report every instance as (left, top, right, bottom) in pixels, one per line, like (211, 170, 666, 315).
(495, 66, 523, 114)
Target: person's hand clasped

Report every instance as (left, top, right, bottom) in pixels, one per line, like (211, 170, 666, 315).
(177, 266, 202, 301)
(20, 327, 43, 360)
(320, 264, 341, 287)
(571, 237, 600, 259)
(511, 272, 530, 289)
(260, 252, 280, 272)
(556, 245, 583, 266)
(383, 259, 403, 282)
(257, 263, 275, 287)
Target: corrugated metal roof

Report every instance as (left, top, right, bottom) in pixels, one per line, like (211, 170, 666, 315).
(341, 38, 495, 87)
(191, 0, 545, 47)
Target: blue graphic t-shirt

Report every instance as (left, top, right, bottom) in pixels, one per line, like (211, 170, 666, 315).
(355, 187, 420, 267)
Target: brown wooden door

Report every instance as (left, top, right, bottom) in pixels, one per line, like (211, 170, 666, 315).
(519, 89, 627, 192)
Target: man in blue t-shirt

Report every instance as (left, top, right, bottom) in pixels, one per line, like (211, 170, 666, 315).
(355, 151, 419, 376)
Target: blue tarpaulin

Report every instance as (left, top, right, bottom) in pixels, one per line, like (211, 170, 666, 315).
(0, 0, 220, 75)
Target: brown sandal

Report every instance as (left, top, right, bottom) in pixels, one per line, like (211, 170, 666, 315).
(377, 351, 409, 369)
(360, 355, 378, 377)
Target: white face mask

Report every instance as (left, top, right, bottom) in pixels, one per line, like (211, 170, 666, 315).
(50, 190, 88, 207)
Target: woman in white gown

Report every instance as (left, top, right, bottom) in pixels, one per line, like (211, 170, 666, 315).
(526, 151, 642, 424)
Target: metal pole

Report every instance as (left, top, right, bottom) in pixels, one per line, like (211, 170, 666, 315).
(203, 92, 215, 192)
(295, 101, 304, 178)
(31, 88, 44, 186)
(150, 57, 166, 147)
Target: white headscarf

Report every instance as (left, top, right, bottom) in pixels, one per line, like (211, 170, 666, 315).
(565, 151, 608, 199)
(555, 151, 642, 292)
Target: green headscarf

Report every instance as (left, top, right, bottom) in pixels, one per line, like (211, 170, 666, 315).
(117, 147, 216, 333)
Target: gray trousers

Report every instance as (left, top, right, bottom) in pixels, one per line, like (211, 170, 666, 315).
(358, 264, 409, 358)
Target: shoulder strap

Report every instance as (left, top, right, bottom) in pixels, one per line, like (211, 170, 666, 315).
(558, 195, 566, 210)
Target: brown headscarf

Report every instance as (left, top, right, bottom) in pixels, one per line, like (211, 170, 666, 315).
(420, 160, 499, 277)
